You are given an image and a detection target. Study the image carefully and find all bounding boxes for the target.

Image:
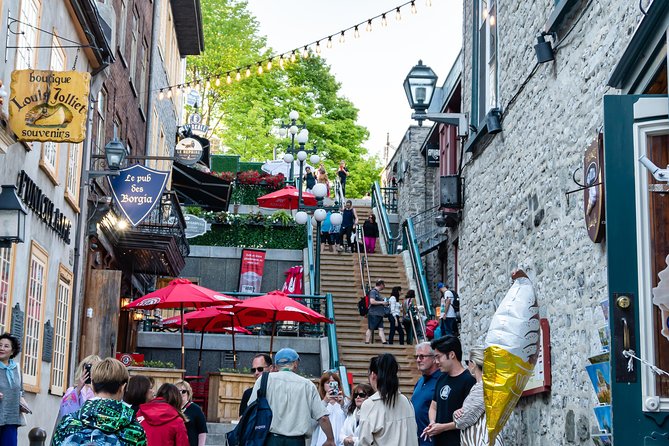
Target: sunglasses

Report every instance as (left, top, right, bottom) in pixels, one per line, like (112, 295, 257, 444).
(251, 367, 265, 373)
(464, 360, 470, 366)
(414, 354, 435, 360)
(179, 390, 188, 395)
(353, 392, 369, 398)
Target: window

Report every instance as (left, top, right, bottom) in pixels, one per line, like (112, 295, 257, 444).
(139, 40, 149, 111)
(15, 0, 40, 69)
(50, 265, 73, 396)
(129, 8, 139, 87)
(23, 242, 48, 390)
(117, 0, 128, 59)
(95, 89, 107, 155)
(0, 247, 13, 333)
(65, 143, 82, 209)
(475, 0, 498, 125)
(40, 36, 66, 181)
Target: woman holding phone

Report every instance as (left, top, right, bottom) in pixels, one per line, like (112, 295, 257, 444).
(56, 354, 102, 423)
(0, 333, 31, 446)
(311, 371, 347, 446)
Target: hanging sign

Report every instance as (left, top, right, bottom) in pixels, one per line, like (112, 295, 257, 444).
(108, 164, 169, 227)
(584, 134, 605, 243)
(238, 249, 266, 293)
(8, 70, 90, 143)
(184, 214, 211, 238)
(426, 143, 440, 167)
(175, 137, 203, 165)
(188, 112, 209, 135)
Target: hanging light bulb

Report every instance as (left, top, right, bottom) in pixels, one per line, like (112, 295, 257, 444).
(327, 36, 333, 49)
(167, 89, 173, 99)
(366, 20, 373, 32)
(411, 1, 417, 14)
(279, 56, 285, 69)
(302, 46, 309, 58)
(226, 73, 232, 84)
(215, 76, 221, 86)
(235, 70, 241, 81)
(290, 51, 296, 63)
(339, 31, 345, 44)
(245, 66, 251, 77)
(206, 79, 211, 89)
(158, 89, 164, 100)
(315, 41, 322, 54)
(354, 26, 360, 38)
(490, 14, 496, 26)
(267, 59, 272, 70)
(195, 80, 201, 90)
(381, 14, 388, 27)
(396, 7, 402, 21)
(257, 63, 263, 74)
(425, 0, 432, 6)
(482, 8, 488, 19)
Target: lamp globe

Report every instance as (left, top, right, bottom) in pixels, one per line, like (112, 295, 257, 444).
(312, 183, 327, 198)
(294, 211, 309, 225)
(314, 208, 327, 222)
(330, 212, 343, 226)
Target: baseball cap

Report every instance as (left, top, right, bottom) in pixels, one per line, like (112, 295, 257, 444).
(437, 282, 445, 289)
(275, 348, 300, 365)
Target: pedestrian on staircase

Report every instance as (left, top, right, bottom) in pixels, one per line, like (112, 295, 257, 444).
(388, 286, 404, 345)
(338, 200, 358, 253)
(365, 280, 389, 344)
(362, 214, 379, 254)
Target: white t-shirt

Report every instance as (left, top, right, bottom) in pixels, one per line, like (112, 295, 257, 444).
(443, 290, 456, 318)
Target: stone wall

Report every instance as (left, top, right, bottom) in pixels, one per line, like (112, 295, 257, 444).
(458, 1, 643, 443)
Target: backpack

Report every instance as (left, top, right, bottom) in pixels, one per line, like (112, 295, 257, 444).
(357, 290, 371, 317)
(60, 428, 123, 446)
(451, 291, 460, 312)
(425, 319, 439, 340)
(226, 372, 273, 446)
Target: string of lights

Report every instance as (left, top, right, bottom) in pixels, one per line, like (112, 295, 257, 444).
(156, 0, 433, 100)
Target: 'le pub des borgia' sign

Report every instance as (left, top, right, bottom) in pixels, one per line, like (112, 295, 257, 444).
(108, 164, 169, 227)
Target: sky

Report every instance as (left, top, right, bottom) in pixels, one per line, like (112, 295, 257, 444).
(246, 0, 463, 166)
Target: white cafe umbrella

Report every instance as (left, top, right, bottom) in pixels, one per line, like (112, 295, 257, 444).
(261, 159, 314, 178)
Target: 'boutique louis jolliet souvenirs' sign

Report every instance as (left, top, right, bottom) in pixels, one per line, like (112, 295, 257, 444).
(8, 70, 90, 143)
(109, 164, 169, 227)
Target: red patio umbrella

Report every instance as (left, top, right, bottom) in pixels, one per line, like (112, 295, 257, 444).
(124, 279, 239, 370)
(257, 185, 317, 209)
(233, 290, 332, 355)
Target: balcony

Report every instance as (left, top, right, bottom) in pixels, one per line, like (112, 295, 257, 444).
(410, 205, 447, 256)
(99, 191, 189, 276)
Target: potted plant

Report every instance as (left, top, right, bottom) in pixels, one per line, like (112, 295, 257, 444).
(128, 360, 185, 393)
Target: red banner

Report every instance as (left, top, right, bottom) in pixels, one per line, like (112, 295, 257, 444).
(281, 266, 304, 295)
(238, 249, 266, 293)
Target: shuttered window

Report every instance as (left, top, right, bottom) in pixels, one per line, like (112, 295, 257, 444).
(50, 265, 73, 396)
(23, 242, 48, 391)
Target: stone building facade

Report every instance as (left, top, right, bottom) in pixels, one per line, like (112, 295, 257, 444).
(454, 0, 660, 444)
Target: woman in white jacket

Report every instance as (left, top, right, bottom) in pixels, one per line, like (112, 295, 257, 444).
(339, 383, 374, 446)
(311, 371, 348, 446)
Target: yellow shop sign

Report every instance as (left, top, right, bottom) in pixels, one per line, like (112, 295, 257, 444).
(9, 70, 90, 143)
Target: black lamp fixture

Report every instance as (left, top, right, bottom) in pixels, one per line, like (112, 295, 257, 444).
(404, 60, 469, 138)
(534, 32, 555, 64)
(486, 108, 503, 134)
(104, 129, 128, 170)
(0, 185, 28, 248)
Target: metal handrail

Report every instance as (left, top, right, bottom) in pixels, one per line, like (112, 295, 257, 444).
(306, 216, 316, 293)
(371, 181, 396, 253)
(403, 218, 435, 318)
(325, 292, 340, 369)
(333, 177, 345, 207)
(355, 225, 372, 297)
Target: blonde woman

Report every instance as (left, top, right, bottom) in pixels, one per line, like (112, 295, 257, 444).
(57, 354, 101, 422)
(311, 371, 347, 446)
(175, 380, 208, 446)
(453, 347, 504, 446)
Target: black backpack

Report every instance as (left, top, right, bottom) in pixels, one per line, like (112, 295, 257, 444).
(226, 372, 273, 446)
(451, 291, 460, 312)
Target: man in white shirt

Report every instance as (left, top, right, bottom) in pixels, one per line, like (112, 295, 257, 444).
(438, 282, 457, 337)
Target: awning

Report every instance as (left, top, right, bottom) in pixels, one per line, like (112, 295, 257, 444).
(172, 163, 232, 211)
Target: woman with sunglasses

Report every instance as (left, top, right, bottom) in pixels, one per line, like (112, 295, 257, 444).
(358, 354, 418, 446)
(311, 371, 347, 446)
(453, 347, 504, 446)
(340, 383, 374, 446)
(175, 380, 207, 446)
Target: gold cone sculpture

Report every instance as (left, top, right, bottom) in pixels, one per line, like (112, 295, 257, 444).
(483, 270, 540, 445)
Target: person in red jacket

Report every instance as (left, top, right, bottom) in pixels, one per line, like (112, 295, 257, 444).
(137, 383, 189, 446)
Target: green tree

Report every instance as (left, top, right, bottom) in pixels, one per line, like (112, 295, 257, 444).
(188, 0, 381, 197)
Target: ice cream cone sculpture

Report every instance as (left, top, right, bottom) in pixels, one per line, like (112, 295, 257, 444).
(483, 269, 540, 445)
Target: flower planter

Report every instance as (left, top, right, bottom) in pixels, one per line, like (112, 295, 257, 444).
(207, 372, 257, 422)
(127, 366, 185, 391)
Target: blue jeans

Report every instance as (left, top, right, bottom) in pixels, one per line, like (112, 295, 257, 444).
(0, 425, 18, 446)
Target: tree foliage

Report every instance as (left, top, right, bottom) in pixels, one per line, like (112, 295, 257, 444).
(187, 0, 381, 198)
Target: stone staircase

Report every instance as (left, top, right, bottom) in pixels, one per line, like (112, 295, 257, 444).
(320, 204, 419, 395)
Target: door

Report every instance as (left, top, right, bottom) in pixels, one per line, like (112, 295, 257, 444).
(603, 95, 669, 445)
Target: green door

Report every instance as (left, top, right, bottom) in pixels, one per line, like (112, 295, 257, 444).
(603, 95, 669, 445)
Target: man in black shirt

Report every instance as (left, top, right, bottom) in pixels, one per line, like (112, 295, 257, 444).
(238, 353, 273, 416)
(422, 336, 476, 446)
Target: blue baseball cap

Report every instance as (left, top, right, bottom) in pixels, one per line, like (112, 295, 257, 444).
(437, 282, 445, 289)
(275, 348, 300, 365)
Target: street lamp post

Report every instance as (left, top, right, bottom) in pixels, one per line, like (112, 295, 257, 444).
(294, 130, 320, 207)
(279, 110, 303, 183)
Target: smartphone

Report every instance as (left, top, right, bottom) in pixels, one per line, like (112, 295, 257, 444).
(19, 401, 32, 414)
(329, 381, 339, 395)
(84, 363, 92, 384)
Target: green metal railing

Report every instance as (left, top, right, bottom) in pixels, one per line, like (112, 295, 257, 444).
(324, 292, 340, 369)
(403, 218, 435, 318)
(371, 181, 396, 253)
(306, 216, 316, 293)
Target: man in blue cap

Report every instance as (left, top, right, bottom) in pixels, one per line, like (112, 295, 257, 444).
(247, 348, 335, 446)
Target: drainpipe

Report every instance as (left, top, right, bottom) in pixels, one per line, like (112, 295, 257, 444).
(144, 0, 160, 155)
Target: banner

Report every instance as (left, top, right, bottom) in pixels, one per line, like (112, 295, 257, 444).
(9, 70, 90, 142)
(281, 266, 304, 295)
(108, 164, 169, 227)
(238, 249, 266, 293)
